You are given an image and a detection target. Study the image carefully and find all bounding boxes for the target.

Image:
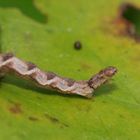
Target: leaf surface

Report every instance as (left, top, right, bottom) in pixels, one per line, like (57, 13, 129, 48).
(0, 0, 139, 140)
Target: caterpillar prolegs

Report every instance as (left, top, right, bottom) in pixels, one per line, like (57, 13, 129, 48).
(0, 53, 117, 98)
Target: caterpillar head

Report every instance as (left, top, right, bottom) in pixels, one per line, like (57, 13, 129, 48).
(88, 66, 117, 89)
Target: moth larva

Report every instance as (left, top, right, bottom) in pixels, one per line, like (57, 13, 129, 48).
(0, 53, 117, 98)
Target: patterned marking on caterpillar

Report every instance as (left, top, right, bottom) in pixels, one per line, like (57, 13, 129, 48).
(0, 53, 117, 98)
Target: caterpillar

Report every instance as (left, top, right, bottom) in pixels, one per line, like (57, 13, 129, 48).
(0, 53, 117, 98)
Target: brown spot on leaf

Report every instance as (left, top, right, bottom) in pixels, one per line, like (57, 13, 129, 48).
(81, 63, 91, 70)
(9, 103, 22, 114)
(44, 113, 69, 128)
(45, 113, 59, 123)
(113, 2, 140, 41)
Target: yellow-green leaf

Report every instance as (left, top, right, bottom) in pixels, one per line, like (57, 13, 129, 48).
(0, 0, 139, 140)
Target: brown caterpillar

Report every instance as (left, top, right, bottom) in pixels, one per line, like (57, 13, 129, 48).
(0, 53, 117, 98)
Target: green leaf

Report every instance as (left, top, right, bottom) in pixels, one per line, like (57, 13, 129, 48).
(0, 0, 139, 140)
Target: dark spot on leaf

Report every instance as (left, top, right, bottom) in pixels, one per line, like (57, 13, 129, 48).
(45, 113, 59, 123)
(119, 114, 125, 118)
(81, 63, 91, 70)
(9, 103, 22, 114)
(37, 96, 42, 100)
(77, 69, 81, 72)
(114, 2, 140, 41)
(29, 116, 39, 121)
(74, 41, 82, 50)
(44, 113, 69, 128)
(102, 100, 107, 104)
